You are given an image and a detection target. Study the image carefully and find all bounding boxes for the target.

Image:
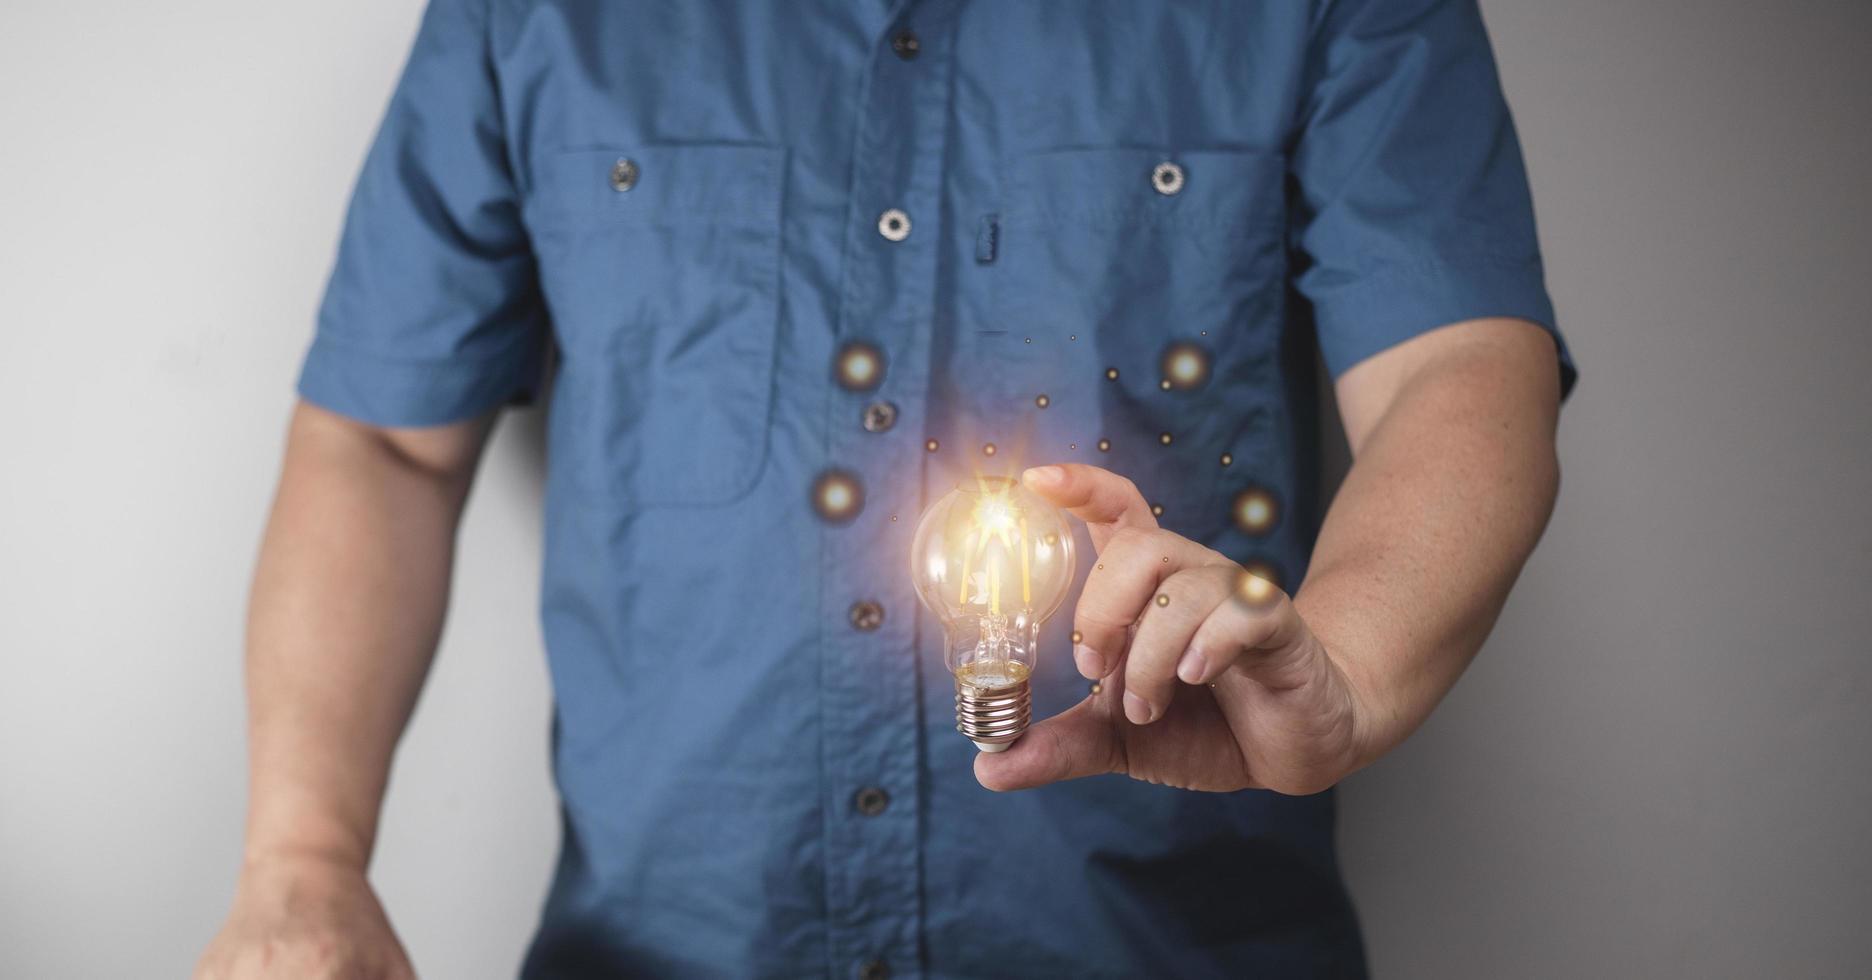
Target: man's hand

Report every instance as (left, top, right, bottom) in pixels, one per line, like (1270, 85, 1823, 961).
(975, 464, 1367, 795)
(975, 318, 1562, 797)
(194, 854, 413, 980)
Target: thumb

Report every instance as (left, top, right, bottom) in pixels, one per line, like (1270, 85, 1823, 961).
(974, 697, 1119, 791)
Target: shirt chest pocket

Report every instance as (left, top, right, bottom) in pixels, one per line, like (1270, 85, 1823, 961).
(991, 147, 1288, 523)
(528, 144, 785, 506)
(995, 146, 1287, 352)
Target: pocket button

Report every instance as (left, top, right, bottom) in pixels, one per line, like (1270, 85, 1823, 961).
(609, 157, 639, 192)
(1151, 160, 1184, 196)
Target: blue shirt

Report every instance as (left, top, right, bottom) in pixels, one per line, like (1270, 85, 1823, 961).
(299, 1, 1573, 976)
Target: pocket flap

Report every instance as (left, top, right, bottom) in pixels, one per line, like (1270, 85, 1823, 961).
(529, 143, 784, 229)
(1010, 146, 1285, 234)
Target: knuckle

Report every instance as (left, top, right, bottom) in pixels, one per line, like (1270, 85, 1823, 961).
(1187, 565, 1235, 598)
(1126, 659, 1174, 694)
(1145, 527, 1187, 554)
(1155, 570, 1223, 618)
(1106, 525, 1147, 553)
(1047, 725, 1079, 783)
(1075, 602, 1131, 630)
(1129, 639, 1174, 670)
(1161, 567, 1207, 592)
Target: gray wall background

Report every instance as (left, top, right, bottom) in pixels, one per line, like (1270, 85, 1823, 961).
(2, 1, 1867, 976)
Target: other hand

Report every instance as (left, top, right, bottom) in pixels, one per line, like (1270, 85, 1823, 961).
(194, 854, 414, 980)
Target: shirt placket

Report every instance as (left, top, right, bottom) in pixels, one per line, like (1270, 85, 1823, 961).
(818, 3, 957, 978)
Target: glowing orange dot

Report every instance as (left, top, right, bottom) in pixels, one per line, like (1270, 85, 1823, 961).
(833, 342, 884, 391)
(1090, 681, 1102, 695)
(1035, 394, 1050, 408)
(1159, 379, 1172, 390)
(1155, 593, 1169, 607)
(1105, 368, 1119, 381)
(1231, 487, 1279, 536)
(1151, 504, 1164, 517)
(1071, 630, 1083, 644)
(1097, 439, 1111, 452)
(983, 443, 997, 456)
(1220, 453, 1233, 467)
(1159, 342, 1211, 391)
(925, 439, 939, 452)
(1159, 432, 1173, 445)
(1234, 562, 1283, 609)
(811, 470, 864, 523)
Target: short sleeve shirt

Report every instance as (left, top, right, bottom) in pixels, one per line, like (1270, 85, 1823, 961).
(299, 1, 1573, 976)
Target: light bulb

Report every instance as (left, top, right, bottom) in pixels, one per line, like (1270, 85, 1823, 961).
(909, 476, 1076, 752)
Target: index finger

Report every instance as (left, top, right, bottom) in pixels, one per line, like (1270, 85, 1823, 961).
(1021, 464, 1158, 553)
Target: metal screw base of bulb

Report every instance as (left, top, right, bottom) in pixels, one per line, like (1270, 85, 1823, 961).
(955, 677, 1031, 753)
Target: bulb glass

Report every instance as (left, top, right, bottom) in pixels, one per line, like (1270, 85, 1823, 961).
(910, 477, 1076, 692)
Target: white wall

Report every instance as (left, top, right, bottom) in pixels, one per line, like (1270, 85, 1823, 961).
(0, 3, 557, 977)
(1, 2, 1867, 977)
(1337, 3, 1872, 976)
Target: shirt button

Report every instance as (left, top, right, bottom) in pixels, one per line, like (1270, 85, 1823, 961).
(849, 600, 884, 632)
(890, 30, 920, 60)
(609, 157, 639, 192)
(1151, 160, 1185, 196)
(877, 208, 911, 242)
(862, 401, 898, 433)
(858, 959, 891, 980)
(854, 786, 891, 817)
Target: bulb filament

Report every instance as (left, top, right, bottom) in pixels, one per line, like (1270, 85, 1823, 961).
(958, 480, 1035, 619)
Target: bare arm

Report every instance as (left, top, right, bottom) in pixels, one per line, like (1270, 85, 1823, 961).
(1301, 316, 1561, 763)
(198, 401, 494, 979)
(978, 317, 1562, 793)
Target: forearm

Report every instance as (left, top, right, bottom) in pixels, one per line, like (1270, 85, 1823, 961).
(241, 402, 488, 871)
(1294, 321, 1561, 767)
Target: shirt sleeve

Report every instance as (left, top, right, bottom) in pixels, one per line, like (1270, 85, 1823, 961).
(296, 0, 547, 427)
(1289, 0, 1577, 396)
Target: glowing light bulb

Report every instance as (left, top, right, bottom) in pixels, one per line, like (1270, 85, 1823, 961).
(910, 477, 1076, 752)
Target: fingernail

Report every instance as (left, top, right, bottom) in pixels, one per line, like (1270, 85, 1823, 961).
(1023, 465, 1065, 488)
(1073, 644, 1102, 678)
(1124, 692, 1155, 725)
(1177, 649, 1208, 685)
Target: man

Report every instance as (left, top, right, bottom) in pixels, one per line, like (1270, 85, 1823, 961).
(198, 0, 1574, 976)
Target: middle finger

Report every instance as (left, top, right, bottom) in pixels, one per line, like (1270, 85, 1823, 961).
(1073, 527, 1229, 679)
(1122, 564, 1237, 724)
